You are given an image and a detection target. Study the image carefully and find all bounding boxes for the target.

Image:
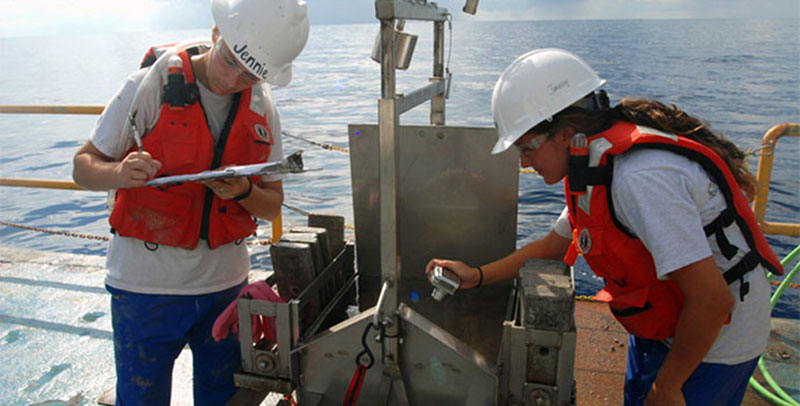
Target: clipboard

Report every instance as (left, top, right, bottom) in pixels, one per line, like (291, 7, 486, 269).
(144, 150, 310, 187)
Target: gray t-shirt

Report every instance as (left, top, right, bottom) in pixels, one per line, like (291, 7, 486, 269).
(553, 147, 770, 364)
(90, 51, 283, 295)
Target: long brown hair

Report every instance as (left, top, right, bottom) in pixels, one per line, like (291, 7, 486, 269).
(531, 97, 757, 200)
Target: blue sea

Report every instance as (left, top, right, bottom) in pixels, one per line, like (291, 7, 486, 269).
(0, 19, 798, 318)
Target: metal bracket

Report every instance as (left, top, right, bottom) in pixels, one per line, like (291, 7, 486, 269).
(375, 0, 449, 21)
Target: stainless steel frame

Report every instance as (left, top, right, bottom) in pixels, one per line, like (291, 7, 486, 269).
(348, 123, 519, 358)
(231, 2, 578, 404)
(375, 2, 452, 396)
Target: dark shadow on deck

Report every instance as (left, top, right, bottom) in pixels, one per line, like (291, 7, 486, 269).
(0, 276, 107, 295)
(0, 313, 113, 340)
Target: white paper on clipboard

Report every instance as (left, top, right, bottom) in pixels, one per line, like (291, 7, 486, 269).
(144, 150, 308, 187)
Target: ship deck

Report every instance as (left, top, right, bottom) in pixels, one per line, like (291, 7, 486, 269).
(1, 246, 796, 405)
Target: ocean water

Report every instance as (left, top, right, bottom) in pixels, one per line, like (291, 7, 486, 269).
(0, 19, 798, 318)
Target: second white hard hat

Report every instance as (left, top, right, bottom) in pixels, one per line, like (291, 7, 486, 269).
(490, 48, 605, 154)
(212, 0, 310, 86)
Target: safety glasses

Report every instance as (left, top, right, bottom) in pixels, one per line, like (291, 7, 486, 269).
(217, 40, 261, 83)
(513, 133, 548, 157)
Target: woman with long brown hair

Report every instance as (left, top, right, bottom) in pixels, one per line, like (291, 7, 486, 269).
(427, 48, 783, 405)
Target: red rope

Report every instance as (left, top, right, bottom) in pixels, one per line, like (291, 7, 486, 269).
(344, 364, 368, 406)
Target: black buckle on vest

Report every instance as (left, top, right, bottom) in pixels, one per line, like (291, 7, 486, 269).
(723, 251, 760, 301)
(704, 209, 738, 260)
(163, 74, 199, 108)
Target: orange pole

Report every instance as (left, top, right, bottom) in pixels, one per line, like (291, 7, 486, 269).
(0, 105, 105, 115)
(752, 123, 800, 237)
(0, 178, 84, 190)
(272, 212, 283, 242)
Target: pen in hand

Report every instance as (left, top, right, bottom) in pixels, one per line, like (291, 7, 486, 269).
(127, 112, 144, 152)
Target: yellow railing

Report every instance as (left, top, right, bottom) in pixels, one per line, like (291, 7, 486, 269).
(0, 178, 84, 190)
(752, 123, 800, 237)
(0, 104, 105, 115)
(0, 104, 283, 241)
(1, 104, 798, 239)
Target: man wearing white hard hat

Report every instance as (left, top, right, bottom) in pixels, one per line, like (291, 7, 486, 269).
(72, 0, 309, 403)
(427, 48, 782, 405)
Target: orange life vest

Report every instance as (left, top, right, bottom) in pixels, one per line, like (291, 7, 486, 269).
(563, 121, 783, 340)
(109, 47, 274, 250)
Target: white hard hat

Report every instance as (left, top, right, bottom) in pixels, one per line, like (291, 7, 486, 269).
(212, 0, 309, 86)
(490, 48, 606, 154)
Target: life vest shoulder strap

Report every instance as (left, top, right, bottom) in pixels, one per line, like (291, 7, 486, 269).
(567, 164, 612, 190)
(703, 208, 738, 260)
(139, 43, 202, 69)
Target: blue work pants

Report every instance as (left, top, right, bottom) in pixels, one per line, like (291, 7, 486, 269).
(108, 281, 246, 405)
(625, 335, 759, 405)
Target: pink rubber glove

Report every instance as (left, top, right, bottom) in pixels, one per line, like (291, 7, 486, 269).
(212, 281, 284, 343)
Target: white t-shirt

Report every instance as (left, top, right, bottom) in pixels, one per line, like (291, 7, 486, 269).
(90, 53, 284, 295)
(553, 148, 770, 364)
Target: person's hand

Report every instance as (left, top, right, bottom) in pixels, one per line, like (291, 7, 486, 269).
(644, 382, 685, 406)
(114, 151, 161, 188)
(425, 258, 482, 289)
(201, 175, 252, 200)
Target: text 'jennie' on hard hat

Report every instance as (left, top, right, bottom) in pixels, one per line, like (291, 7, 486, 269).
(211, 0, 310, 86)
(490, 48, 606, 155)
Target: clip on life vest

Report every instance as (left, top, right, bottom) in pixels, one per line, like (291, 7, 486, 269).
(567, 132, 613, 194)
(568, 133, 589, 195)
(162, 55, 199, 110)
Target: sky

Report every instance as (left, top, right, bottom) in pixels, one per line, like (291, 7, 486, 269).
(0, 0, 798, 38)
